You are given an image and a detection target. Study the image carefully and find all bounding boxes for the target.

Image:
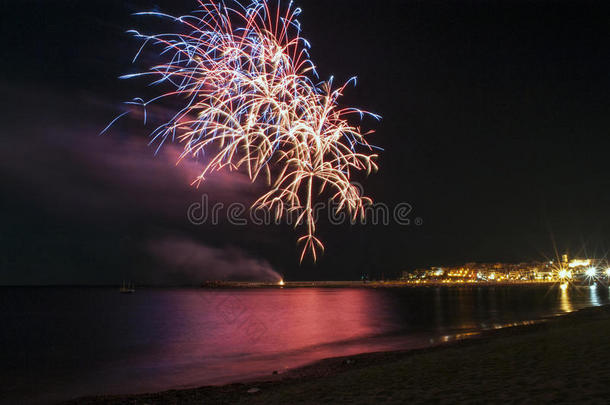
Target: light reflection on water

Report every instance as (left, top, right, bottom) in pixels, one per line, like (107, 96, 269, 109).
(560, 285, 573, 313)
(0, 284, 608, 404)
(589, 284, 601, 307)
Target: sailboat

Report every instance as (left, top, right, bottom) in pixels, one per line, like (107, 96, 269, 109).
(119, 281, 135, 294)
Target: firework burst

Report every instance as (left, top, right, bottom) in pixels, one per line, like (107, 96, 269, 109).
(107, 0, 380, 261)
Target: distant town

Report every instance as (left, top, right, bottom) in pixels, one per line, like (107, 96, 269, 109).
(199, 255, 610, 289)
(400, 255, 609, 286)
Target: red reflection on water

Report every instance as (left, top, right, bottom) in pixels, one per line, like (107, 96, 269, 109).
(151, 288, 401, 389)
(5, 285, 610, 403)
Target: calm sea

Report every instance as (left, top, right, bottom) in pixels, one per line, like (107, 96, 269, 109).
(1, 285, 608, 404)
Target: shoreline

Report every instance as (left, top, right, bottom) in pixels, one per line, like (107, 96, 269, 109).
(201, 280, 559, 288)
(0, 281, 562, 289)
(62, 304, 610, 404)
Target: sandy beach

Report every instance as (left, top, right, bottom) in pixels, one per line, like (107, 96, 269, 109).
(61, 304, 610, 404)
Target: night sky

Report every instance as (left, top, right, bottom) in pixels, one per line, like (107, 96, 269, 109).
(1, 0, 609, 284)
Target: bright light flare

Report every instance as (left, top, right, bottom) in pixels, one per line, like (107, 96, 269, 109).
(586, 267, 597, 278)
(557, 268, 572, 280)
(278, 279, 285, 286)
(109, 0, 380, 262)
(560, 282, 568, 291)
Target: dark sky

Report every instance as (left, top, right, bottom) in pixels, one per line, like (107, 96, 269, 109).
(1, 0, 609, 284)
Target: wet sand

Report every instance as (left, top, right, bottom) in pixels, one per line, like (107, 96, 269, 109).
(61, 304, 610, 404)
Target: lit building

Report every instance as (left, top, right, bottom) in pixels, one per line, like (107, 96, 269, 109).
(400, 258, 602, 285)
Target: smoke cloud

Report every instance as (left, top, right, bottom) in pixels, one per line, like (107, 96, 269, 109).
(149, 236, 281, 283)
